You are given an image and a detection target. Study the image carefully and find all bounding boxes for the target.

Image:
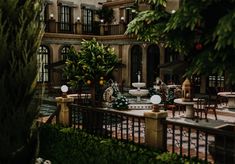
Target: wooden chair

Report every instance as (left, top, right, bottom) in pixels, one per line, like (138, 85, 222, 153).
(204, 96, 218, 121)
(166, 104, 176, 118)
(194, 97, 218, 122)
(194, 97, 206, 122)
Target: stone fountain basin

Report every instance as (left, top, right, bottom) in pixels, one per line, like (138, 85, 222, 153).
(132, 82, 146, 88)
(129, 89, 149, 97)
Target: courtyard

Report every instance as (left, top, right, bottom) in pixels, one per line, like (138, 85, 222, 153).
(1, 0, 235, 163)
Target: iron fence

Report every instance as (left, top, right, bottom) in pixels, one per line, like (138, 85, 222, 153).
(44, 103, 235, 163)
(44, 21, 126, 35)
(69, 104, 145, 145)
(162, 119, 235, 164)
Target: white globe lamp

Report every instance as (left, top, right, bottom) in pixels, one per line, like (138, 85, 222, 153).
(150, 95, 162, 112)
(61, 85, 68, 98)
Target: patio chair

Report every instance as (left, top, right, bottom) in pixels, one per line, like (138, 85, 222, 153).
(204, 96, 218, 121)
(194, 97, 207, 122)
(194, 97, 218, 122)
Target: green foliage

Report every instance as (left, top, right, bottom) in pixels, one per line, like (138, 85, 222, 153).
(112, 95, 129, 110)
(64, 38, 120, 90)
(126, 0, 235, 84)
(0, 0, 44, 163)
(125, 9, 170, 43)
(96, 6, 114, 24)
(39, 124, 206, 164)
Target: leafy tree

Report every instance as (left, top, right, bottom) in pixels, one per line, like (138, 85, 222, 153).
(96, 6, 114, 24)
(0, 0, 43, 163)
(64, 38, 120, 105)
(126, 0, 235, 85)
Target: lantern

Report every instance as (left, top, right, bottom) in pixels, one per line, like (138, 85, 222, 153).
(182, 78, 192, 102)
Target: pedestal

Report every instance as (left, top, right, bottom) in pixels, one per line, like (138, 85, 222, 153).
(184, 105, 195, 118)
(227, 97, 235, 109)
(56, 97, 74, 126)
(144, 111, 168, 150)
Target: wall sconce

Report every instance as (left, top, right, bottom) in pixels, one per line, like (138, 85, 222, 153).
(76, 16, 80, 22)
(120, 16, 125, 22)
(100, 19, 104, 23)
(61, 85, 68, 98)
(150, 95, 162, 112)
(171, 10, 176, 14)
(165, 0, 180, 14)
(50, 13, 54, 19)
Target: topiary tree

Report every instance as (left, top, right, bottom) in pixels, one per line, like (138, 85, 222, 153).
(0, 0, 44, 163)
(64, 38, 120, 105)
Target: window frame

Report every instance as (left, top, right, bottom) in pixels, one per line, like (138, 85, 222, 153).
(37, 45, 50, 83)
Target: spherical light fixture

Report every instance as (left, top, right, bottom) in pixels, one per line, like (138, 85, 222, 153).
(150, 95, 162, 112)
(61, 85, 68, 98)
(50, 13, 54, 19)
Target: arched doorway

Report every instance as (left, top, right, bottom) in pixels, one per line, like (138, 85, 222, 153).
(131, 45, 142, 84)
(147, 44, 160, 87)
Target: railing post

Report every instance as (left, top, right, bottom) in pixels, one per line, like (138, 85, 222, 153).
(48, 18, 56, 33)
(55, 97, 74, 126)
(75, 21, 82, 34)
(144, 111, 168, 150)
(100, 23, 104, 35)
(119, 21, 126, 34)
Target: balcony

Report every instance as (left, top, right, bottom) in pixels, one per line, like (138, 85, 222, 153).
(44, 20, 127, 36)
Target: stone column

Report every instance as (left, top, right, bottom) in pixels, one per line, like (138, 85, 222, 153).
(144, 111, 168, 150)
(48, 18, 56, 33)
(119, 21, 125, 34)
(55, 97, 74, 126)
(75, 21, 82, 34)
(100, 23, 104, 35)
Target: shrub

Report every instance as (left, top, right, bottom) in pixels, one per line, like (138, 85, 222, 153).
(39, 124, 208, 164)
(112, 95, 129, 110)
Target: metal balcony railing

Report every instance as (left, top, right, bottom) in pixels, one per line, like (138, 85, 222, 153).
(44, 20, 127, 35)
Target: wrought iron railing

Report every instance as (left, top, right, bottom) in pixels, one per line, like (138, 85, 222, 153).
(162, 119, 235, 164)
(69, 104, 145, 145)
(44, 21, 126, 35)
(44, 102, 235, 163)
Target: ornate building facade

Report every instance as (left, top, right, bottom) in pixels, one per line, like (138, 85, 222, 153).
(39, 0, 224, 94)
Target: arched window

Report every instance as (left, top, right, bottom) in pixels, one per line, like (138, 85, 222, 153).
(61, 45, 71, 60)
(37, 45, 50, 82)
(131, 45, 142, 84)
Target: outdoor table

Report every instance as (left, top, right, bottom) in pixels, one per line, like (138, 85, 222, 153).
(174, 98, 196, 118)
(218, 92, 235, 109)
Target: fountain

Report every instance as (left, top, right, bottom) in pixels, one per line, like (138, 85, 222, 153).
(129, 71, 149, 102)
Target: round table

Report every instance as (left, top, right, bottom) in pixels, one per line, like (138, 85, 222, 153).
(218, 92, 235, 109)
(174, 98, 195, 118)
